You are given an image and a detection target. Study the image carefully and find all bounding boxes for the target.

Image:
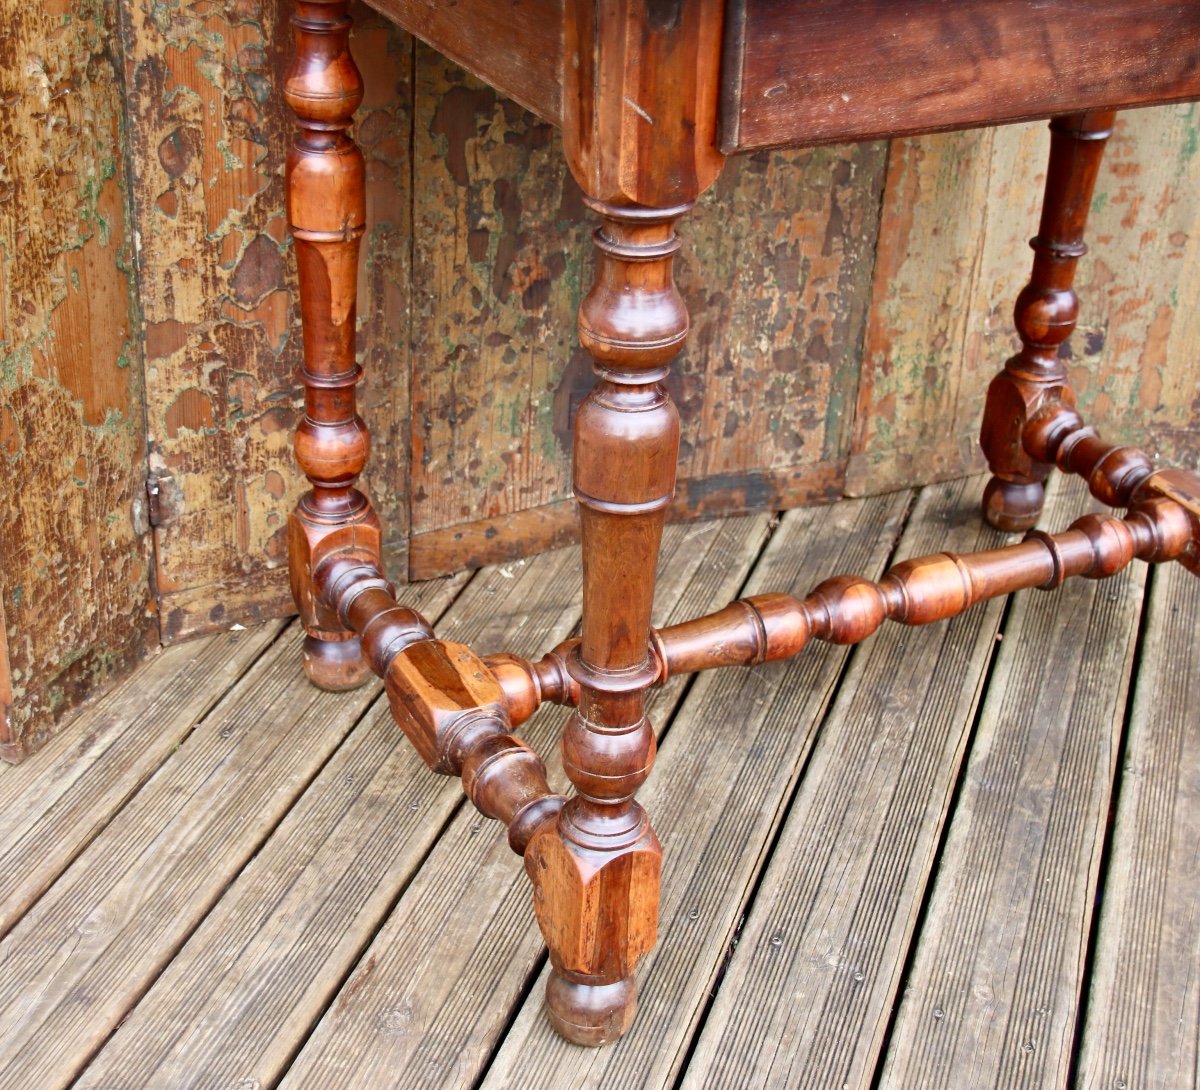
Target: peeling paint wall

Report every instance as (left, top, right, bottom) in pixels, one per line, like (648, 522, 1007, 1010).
(0, 0, 154, 758)
(406, 46, 887, 575)
(848, 106, 1200, 493)
(121, 0, 412, 641)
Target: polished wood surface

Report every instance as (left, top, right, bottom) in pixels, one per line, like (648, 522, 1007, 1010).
(724, 0, 1200, 151)
(364, 0, 563, 123)
(283, 0, 1200, 1048)
(980, 111, 1116, 530)
(285, 0, 381, 690)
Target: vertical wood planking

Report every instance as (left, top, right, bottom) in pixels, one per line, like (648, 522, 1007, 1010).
(0, 0, 153, 758)
(11, 10, 1200, 748)
(1070, 103, 1200, 470)
(407, 42, 586, 546)
(878, 474, 1146, 1089)
(123, 0, 413, 640)
(405, 45, 887, 578)
(1075, 562, 1200, 1088)
(849, 104, 1200, 496)
(675, 139, 886, 508)
(0, 600, 13, 756)
(848, 123, 1047, 494)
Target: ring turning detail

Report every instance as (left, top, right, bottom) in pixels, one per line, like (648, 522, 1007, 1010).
(285, 1, 1200, 1047)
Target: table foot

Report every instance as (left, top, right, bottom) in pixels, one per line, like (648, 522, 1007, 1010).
(980, 477, 1046, 533)
(526, 794, 660, 1046)
(301, 633, 371, 691)
(544, 970, 639, 1047)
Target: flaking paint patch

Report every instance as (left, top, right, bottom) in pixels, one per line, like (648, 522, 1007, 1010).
(0, 0, 154, 756)
(411, 46, 886, 542)
(123, 0, 413, 632)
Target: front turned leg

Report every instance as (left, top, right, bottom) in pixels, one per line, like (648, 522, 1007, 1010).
(524, 201, 691, 1045)
(284, 0, 378, 689)
(980, 110, 1115, 530)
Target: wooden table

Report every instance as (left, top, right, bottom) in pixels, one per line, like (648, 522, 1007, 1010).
(281, 0, 1200, 1046)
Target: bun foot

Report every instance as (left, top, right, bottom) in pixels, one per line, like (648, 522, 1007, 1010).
(545, 969, 637, 1046)
(982, 476, 1045, 532)
(302, 634, 373, 691)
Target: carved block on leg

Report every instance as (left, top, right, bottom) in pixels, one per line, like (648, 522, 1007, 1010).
(383, 638, 566, 853)
(526, 798, 661, 1045)
(980, 367, 1075, 531)
(980, 110, 1115, 531)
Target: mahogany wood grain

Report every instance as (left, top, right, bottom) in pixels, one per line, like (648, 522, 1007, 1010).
(285, 0, 381, 690)
(524, 202, 688, 1046)
(361, 0, 563, 124)
(980, 112, 1114, 530)
(562, 0, 725, 207)
(1025, 406, 1200, 573)
(723, 0, 1200, 151)
(313, 555, 565, 855)
(524, 8, 730, 1036)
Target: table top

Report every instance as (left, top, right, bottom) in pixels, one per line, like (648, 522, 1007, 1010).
(725, 0, 1200, 151)
(363, 0, 1200, 206)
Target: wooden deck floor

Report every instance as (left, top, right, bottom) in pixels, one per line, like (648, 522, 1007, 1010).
(1, 475, 1197, 1090)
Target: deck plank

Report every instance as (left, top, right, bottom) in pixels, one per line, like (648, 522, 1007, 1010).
(0, 576, 465, 1090)
(3, 487, 1189, 1090)
(674, 475, 1013, 1090)
(878, 474, 1147, 1089)
(72, 545, 585, 1090)
(277, 512, 786, 1090)
(1075, 560, 1200, 1089)
(0, 621, 283, 940)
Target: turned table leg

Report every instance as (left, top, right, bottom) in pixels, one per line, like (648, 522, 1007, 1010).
(524, 201, 691, 1045)
(284, 0, 380, 690)
(980, 110, 1116, 531)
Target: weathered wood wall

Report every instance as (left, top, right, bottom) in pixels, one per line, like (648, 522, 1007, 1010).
(406, 44, 885, 574)
(848, 108, 1200, 493)
(122, 0, 413, 641)
(4, 6, 1199, 757)
(0, 0, 154, 758)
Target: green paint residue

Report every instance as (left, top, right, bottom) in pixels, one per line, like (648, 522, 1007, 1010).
(217, 139, 244, 172)
(506, 398, 523, 438)
(1180, 119, 1198, 166)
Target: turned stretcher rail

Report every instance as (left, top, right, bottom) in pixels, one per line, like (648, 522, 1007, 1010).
(485, 412, 1200, 723)
(309, 447, 1198, 744)
(486, 491, 1196, 726)
(313, 555, 565, 855)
